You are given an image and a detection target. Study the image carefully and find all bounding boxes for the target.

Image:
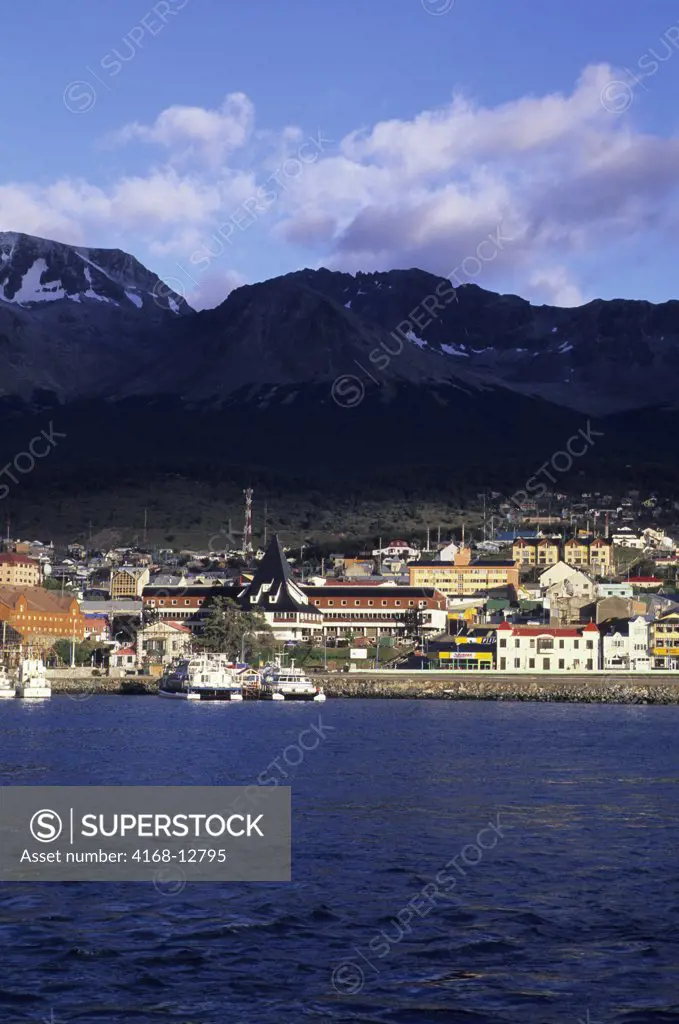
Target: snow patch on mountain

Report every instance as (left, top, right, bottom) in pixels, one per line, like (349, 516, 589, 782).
(405, 329, 427, 349)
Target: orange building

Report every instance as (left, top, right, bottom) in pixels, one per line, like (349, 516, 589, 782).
(0, 586, 86, 648)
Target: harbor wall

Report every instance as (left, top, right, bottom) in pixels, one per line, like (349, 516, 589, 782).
(46, 672, 679, 703)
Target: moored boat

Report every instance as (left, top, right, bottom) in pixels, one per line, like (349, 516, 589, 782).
(0, 664, 15, 699)
(158, 654, 244, 701)
(16, 659, 51, 699)
(260, 663, 326, 702)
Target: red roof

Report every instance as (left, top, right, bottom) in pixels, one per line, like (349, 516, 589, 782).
(114, 647, 136, 656)
(0, 553, 37, 565)
(499, 624, 599, 637)
(631, 577, 662, 583)
(166, 621, 191, 632)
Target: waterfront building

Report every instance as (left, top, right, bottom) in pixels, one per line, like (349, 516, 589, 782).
(136, 620, 192, 665)
(495, 621, 601, 671)
(425, 628, 496, 669)
(0, 586, 87, 650)
(303, 585, 447, 639)
(650, 609, 679, 669)
(238, 536, 324, 642)
(602, 617, 651, 671)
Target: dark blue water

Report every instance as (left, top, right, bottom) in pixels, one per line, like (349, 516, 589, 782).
(1, 697, 678, 1023)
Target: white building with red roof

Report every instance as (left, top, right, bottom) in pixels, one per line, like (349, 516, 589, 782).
(495, 621, 601, 672)
(371, 540, 421, 559)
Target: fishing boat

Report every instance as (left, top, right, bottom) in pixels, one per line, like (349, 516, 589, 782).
(261, 663, 326, 702)
(0, 663, 15, 699)
(15, 659, 51, 699)
(158, 654, 244, 701)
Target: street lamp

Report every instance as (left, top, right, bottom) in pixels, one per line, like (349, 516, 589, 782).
(240, 630, 256, 664)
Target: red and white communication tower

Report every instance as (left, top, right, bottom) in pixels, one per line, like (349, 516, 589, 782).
(243, 488, 254, 553)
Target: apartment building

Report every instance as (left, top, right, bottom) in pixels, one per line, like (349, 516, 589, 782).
(564, 538, 612, 574)
(512, 538, 560, 568)
(0, 553, 41, 587)
(408, 548, 518, 599)
(496, 621, 601, 671)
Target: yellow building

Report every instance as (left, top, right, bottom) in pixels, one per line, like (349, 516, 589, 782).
(426, 628, 496, 670)
(409, 548, 518, 599)
(0, 554, 41, 587)
(512, 539, 560, 568)
(650, 610, 679, 669)
(563, 538, 612, 574)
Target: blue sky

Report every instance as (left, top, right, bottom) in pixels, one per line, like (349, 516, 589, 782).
(2, 0, 678, 308)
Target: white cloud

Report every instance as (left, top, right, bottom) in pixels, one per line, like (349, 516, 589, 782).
(1, 68, 678, 309)
(112, 92, 255, 167)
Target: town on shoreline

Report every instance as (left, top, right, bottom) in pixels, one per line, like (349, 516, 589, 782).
(3, 488, 679, 690)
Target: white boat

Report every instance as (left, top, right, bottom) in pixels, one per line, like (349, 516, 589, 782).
(16, 659, 51, 699)
(0, 664, 15, 699)
(158, 654, 244, 701)
(261, 663, 326, 702)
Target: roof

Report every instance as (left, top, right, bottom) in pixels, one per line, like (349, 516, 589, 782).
(303, 586, 444, 600)
(239, 535, 322, 615)
(496, 621, 599, 636)
(113, 647, 136, 657)
(0, 553, 38, 566)
(0, 586, 77, 613)
(411, 559, 515, 568)
(143, 585, 241, 599)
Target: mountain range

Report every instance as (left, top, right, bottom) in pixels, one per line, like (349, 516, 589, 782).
(0, 231, 677, 490)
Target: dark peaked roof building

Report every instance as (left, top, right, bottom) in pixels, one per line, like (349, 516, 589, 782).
(238, 535, 324, 640)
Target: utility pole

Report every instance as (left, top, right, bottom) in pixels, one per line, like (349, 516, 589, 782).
(143, 508, 148, 546)
(263, 501, 268, 548)
(426, 526, 430, 553)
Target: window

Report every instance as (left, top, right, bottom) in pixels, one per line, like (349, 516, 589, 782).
(514, 658, 520, 668)
(586, 659, 593, 670)
(586, 640, 593, 649)
(529, 639, 535, 648)
(368, 600, 374, 606)
(542, 658, 550, 670)
(528, 658, 535, 668)
(558, 659, 565, 669)
(514, 639, 520, 647)
(559, 639, 564, 649)
(341, 600, 347, 607)
(500, 657, 506, 670)
(574, 640, 579, 649)
(499, 639, 507, 648)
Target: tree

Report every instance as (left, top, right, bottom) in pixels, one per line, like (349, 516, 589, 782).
(51, 639, 109, 667)
(401, 608, 425, 640)
(195, 597, 274, 661)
